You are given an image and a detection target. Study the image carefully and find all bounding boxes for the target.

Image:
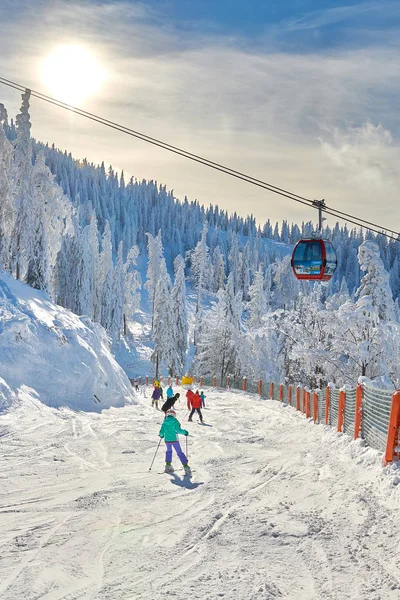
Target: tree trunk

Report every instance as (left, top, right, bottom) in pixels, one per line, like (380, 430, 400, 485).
(123, 313, 127, 336)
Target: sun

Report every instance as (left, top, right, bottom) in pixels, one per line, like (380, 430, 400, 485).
(41, 45, 106, 105)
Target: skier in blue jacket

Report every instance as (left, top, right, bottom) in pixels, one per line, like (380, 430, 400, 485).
(166, 385, 174, 399)
(159, 409, 191, 474)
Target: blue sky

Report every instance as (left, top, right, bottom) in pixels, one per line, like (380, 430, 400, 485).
(1, 0, 400, 229)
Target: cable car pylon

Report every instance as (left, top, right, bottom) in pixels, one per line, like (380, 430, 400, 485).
(291, 199, 337, 282)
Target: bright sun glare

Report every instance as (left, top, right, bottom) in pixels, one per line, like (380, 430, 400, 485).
(41, 45, 106, 105)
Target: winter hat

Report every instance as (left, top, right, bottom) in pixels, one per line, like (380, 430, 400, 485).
(166, 409, 176, 417)
(175, 393, 180, 399)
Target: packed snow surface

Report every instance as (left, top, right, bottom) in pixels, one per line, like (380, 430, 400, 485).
(1, 387, 400, 599)
(0, 271, 133, 411)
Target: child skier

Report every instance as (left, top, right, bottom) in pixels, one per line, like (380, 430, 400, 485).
(159, 409, 191, 474)
(151, 386, 162, 409)
(187, 390, 204, 423)
(200, 390, 206, 408)
(166, 385, 174, 399)
(161, 393, 180, 414)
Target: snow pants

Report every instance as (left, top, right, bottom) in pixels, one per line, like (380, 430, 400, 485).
(189, 407, 203, 422)
(165, 441, 187, 465)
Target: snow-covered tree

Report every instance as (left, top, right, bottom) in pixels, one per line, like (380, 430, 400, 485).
(11, 90, 33, 281)
(0, 108, 14, 272)
(152, 258, 178, 376)
(123, 245, 141, 334)
(189, 222, 211, 346)
(247, 266, 268, 329)
(331, 241, 400, 382)
(145, 230, 163, 328)
(171, 254, 188, 373)
(195, 288, 243, 385)
(101, 242, 125, 343)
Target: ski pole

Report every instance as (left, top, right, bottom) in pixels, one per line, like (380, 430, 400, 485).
(186, 434, 188, 459)
(149, 438, 162, 471)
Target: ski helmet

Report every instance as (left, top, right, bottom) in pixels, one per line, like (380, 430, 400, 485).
(166, 409, 176, 417)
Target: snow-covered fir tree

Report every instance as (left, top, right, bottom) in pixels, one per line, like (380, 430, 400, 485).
(151, 258, 178, 377)
(171, 254, 188, 374)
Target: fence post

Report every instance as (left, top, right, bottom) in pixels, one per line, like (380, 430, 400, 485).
(227, 376, 230, 389)
(296, 386, 300, 411)
(175, 375, 179, 386)
(200, 377, 203, 387)
(146, 376, 149, 386)
(193, 377, 196, 385)
(384, 391, 400, 465)
(325, 386, 330, 425)
(354, 384, 363, 440)
(288, 385, 292, 406)
(269, 383, 274, 399)
(138, 377, 141, 385)
(168, 376, 171, 386)
(337, 390, 345, 432)
(279, 384, 283, 402)
(258, 380, 262, 396)
(212, 376, 216, 387)
(305, 391, 311, 418)
(302, 389, 306, 413)
(243, 377, 247, 392)
(313, 392, 318, 423)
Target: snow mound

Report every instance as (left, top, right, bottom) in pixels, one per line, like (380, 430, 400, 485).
(0, 271, 134, 411)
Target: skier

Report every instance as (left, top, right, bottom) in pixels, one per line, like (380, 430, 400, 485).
(161, 393, 180, 414)
(186, 388, 194, 409)
(133, 378, 139, 392)
(159, 408, 191, 474)
(151, 386, 162, 409)
(200, 390, 206, 408)
(188, 390, 204, 423)
(166, 384, 174, 399)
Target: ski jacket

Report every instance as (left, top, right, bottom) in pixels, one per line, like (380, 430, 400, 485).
(161, 394, 180, 414)
(159, 416, 188, 442)
(152, 387, 162, 400)
(200, 392, 206, 402)
(189, 392, 202, 409)
(186, 389, 194, 409)
(166, 386, 174, 398)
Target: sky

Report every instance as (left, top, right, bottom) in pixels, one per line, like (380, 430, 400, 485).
(1, 0, 400, 232)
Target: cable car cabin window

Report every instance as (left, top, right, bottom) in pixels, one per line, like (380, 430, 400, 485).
(324, 242, 337, 276)
(292, 241, 322, 275)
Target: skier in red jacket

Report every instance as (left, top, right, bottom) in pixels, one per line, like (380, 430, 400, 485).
(186, 389, 194, 410)
(187, 389, 204, 423)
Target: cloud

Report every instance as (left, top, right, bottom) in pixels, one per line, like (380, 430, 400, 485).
(1, 0, 400, 230)
(283, 1, 395, 32)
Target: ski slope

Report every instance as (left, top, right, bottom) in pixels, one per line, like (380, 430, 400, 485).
(1, 387, 399, 600)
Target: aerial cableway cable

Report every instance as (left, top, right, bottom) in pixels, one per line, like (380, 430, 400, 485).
(0, 75, 399, 242)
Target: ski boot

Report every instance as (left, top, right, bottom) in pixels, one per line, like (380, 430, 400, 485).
(183, 463, 192, 476)
(165, 462, 174, 473)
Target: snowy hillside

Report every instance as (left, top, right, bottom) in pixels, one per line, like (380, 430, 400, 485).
(0, 270, 134, 411)
(0, 387, 399, 599)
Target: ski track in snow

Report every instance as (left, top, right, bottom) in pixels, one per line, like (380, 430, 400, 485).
(0, 389, 400, 599)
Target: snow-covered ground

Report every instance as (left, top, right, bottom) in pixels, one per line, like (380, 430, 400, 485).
(1, 387, 399, 600)
(0, 271, 133, 411)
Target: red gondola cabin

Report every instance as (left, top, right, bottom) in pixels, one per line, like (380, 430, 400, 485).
(291, 239, 337, 281)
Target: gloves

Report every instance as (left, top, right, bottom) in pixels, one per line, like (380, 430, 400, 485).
(183, 430, 189, 436)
